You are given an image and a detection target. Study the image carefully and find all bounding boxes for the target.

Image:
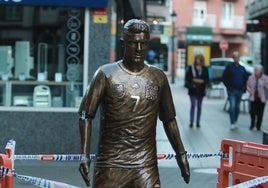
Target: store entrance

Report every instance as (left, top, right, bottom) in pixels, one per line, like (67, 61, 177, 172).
(146, 38, 168, 71)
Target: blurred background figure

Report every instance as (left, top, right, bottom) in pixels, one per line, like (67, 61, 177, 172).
(147, 49, 156, 64)
(222, 51, 248, 131)
(247, 64, 268, 131)
(185, 54, 209, 128)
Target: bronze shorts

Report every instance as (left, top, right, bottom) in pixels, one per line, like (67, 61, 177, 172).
(93, 165, 161, 188)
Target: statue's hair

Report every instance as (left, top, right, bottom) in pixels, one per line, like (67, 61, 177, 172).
(123, 19, 150, 39)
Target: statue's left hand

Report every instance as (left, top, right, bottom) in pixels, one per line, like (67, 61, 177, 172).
(176, 153, 190, 184)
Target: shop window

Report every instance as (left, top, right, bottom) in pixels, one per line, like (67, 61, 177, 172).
(146, 38, 168, 71)
(4, 6, 22, 21)
(0, 5, 84, 108)
(178, 49, 186, 69)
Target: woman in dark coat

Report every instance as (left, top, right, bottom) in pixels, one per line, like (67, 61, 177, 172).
(185, 54, 209, 128)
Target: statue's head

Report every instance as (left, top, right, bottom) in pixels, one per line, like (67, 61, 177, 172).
(122, 19, 150, 40)
(121, 19, 150, 71)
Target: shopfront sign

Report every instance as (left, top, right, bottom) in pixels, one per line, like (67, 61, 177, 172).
(186, 26, 212, 45)
(186, 34, 213, 42)
(66, 9, 82, 81)
(150, 25, 164, 35)
(93, 8, 108, 24)
(0, 0, 108, 8)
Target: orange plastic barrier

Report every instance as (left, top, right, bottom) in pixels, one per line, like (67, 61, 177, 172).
(217, 139, 268, 188)
(0, 153, 13, 188)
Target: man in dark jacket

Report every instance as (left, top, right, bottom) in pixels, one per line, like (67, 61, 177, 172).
(222, 51, 248, 130)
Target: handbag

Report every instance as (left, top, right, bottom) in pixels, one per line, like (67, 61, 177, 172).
(185, 81, 197, 89)
(186, 65, 197, 89)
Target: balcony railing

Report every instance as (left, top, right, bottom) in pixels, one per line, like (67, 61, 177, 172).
(192, 14, 216, 28)
(220, 16, 245, 30)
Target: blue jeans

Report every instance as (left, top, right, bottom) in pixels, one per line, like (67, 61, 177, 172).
(228, 90, 243, 124)
(190, 95, 204, 124)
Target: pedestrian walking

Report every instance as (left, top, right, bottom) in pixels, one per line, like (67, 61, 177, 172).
(247, 64, 268, 131)
(222, 51, 248, 130)
(185, 54, 209, 128)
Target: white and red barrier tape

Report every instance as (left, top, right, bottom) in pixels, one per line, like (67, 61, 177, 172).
(0, 165, 11, 178)
(14, 152, 224, 161)
(228, 176, 268, 188)
(2, 140, 268, 188)
(15, 154, 93, 161)
(1, 165, 79, 188)
(1, 140, 224, 188)
(3, 165, 268, 188)
(14, 173, 80, 188)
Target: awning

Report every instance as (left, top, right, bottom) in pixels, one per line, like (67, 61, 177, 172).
(0, 0, 108, 8)
(186, 26, 212, 44)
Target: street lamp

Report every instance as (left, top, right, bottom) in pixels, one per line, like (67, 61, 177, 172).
(152, 17, 159, 25)
(171, 11, 177, 84)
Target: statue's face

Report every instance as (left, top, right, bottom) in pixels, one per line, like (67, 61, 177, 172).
(123, 32, 150, 66)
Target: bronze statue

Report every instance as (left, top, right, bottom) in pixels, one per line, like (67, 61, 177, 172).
(78, 19, 190, 188)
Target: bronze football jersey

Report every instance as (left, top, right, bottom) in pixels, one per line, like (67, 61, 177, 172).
(79, 60, 176, 168)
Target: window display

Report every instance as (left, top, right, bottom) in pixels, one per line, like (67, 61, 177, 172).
(0, 5, 84, 108)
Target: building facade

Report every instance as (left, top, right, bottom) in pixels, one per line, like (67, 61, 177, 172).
(246, 0, 268, 73)
(145, 0, 175, 75)
(173, 0, 248, 67)
(0, 0, 147, 153)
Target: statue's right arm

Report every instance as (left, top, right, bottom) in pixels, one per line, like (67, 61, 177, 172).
(79, 110, 92, 187)
(77, 69, 106, 187)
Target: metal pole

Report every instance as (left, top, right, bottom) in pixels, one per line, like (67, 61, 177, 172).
(83, 8, 90, 94)
(221, 50, 226, 58)
(171, 22, 175, 84)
